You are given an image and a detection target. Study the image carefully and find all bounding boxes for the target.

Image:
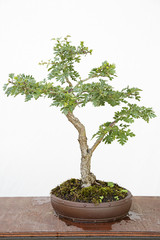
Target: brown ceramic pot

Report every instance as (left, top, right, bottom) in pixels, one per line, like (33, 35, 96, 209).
(51, 191, 132, 222)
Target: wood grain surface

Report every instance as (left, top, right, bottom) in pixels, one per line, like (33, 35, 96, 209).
(0, 196, 160, 237)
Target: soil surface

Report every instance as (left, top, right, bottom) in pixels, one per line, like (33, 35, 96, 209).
(51, 178, 128, 204)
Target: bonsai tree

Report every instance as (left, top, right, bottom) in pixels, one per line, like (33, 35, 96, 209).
(3, 36, 156, 188)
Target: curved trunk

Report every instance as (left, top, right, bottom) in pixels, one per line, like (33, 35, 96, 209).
(66, 112, 116, 187)
(66, 112, 96, 187)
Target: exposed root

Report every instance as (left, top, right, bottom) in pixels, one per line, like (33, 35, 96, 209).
(82, 172, 96, 188)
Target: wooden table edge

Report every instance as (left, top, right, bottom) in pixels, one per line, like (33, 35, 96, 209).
(0, 231, 160, 237)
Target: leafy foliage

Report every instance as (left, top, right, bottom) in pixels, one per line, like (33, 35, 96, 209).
(3, 36, 156, 146)
(40, 35, 93, 83)
(88, 61, 116, 80)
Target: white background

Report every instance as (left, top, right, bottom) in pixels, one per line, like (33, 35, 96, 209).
(0, 0, 160, 197)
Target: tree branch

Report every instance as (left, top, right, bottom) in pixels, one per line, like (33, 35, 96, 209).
(90, 135, 104, 155)
(66, 77, 73, 87)
(74, 76, 96, 88)
(81, 77, 91, 82)
(90, 121, 116, 154)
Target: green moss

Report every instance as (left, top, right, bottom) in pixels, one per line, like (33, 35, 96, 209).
(50, 178, 128, 204)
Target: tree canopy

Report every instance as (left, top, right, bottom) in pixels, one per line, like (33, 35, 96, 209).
(3, 36, 156, 146)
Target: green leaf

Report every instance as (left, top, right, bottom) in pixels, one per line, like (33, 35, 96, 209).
(8, 73, 15, 79)
(114, 196, 119, 201)
(108, 182, 114, 187)
(3, 83, 8, 91)
(88, 61, 116, 80)
(120, 189, 128, 193)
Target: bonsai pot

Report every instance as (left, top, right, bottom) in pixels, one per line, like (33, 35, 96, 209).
(51, 191, 132, 223)
(4, 37, 155, 225)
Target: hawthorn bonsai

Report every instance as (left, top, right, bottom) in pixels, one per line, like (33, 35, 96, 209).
(3, 36, 156, 191)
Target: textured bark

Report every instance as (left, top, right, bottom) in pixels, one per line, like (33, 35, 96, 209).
(66, 113, 117, 187)
(66, 112, 96, 187)
(80, 154, 96, 187)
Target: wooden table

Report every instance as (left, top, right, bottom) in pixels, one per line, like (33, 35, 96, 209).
(0, 196, 160, 239)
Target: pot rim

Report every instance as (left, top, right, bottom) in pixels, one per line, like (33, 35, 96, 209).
(51, 190, 132, 208)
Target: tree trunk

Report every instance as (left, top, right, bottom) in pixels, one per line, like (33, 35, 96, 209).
(80, 153, 96, 187)
(66, 112, 96, 187)
(66, 112, 117, 187)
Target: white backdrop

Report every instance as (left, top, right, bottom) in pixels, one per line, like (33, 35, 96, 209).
(0, 0, 160, 197)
